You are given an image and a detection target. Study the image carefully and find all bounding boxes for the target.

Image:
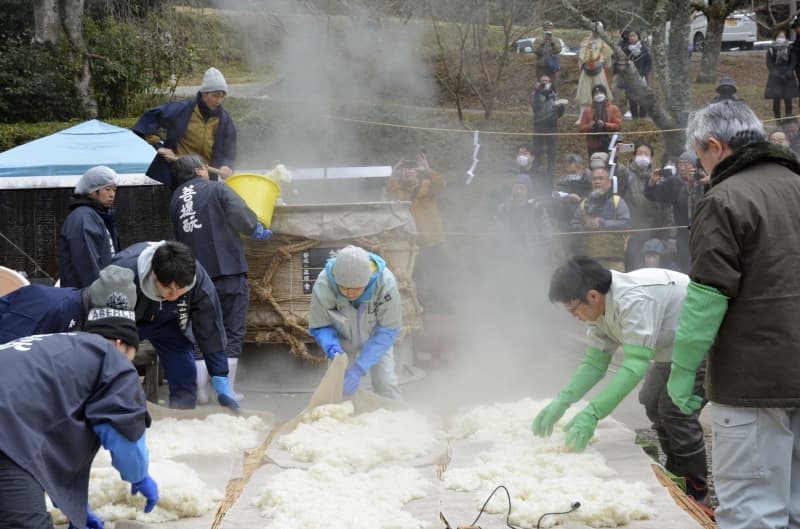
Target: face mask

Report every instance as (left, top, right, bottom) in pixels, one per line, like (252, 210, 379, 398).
(566, 173, 582, 181)
(517, 155, 529, 167)
(777, 37, 787, 44)
(644, 255, 661, 267)
(543, 83, 552, 91)
(634, 155, 651, 168)
(593, 94, 606, 103)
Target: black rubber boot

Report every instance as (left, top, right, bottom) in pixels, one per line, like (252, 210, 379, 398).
(682, 450, 715, 520)
(657, 435, 678, 475)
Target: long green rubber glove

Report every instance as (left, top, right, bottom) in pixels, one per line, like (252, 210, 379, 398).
(563, 343, 654, 452)
(531, 347, 611, 437)
(668, 281, 729, 414)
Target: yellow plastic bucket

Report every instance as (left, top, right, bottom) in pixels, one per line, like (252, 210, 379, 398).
(225, 173, 281, 227)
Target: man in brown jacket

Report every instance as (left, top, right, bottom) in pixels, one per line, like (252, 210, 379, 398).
(667, 99, 800, 528)
(387, 152, 447, 311)
(578, 84, 622, 158)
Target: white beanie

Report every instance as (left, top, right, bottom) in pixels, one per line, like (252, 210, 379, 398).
(200, 67, 228, 93)
(332, 246, 372, 288)
(75, 165, 118, 195)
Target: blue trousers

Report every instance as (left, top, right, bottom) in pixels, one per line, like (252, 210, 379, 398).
(0, 451, 53, 529)
(214, 274, 250, 359)
(139, 315, 197, 409)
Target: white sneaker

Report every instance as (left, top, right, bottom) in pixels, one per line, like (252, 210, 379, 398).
(195, 360, 211, 404)
(623, 110, 633, 120)
(228, 358, 245, 402)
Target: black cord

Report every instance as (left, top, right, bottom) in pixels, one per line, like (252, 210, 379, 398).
(469, 485, 519, 529)
(536, 501, 582, 529)
(468, 485, 581, 529)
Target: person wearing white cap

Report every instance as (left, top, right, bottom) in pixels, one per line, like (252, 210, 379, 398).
(58, 165, 121, 288)
(133, 67, 237, 188)
(308, 245, 404, 399)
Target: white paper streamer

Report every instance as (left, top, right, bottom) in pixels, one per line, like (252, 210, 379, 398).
(465, 130, 481, 185)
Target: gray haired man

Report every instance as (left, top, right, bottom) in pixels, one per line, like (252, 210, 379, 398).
(667, 99, 800, 528)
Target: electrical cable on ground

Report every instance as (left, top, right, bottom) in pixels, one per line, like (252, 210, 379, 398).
(465, 485, 581, 529)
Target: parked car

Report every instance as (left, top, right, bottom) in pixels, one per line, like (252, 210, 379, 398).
(512, 37, 576, 56)
(690, 10, 757, 51)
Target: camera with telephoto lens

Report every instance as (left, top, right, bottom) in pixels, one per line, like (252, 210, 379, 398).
(659, 165, 676, 178)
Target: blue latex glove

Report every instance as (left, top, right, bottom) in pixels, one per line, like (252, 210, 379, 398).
(211, 375, 241, 414)
(93, 423, 148, 483)
(343, 364, 366, 395)
(250, 222, 273, 240)
(355, 325, 400, 372)
(131, 473, 159, 513)
(309, 326, 344, 360)
(563, 409, 598, 452)
(327, 346, 345, 360)
(67, 504, 103, 529)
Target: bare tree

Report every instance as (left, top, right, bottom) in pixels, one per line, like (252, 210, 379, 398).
(562, 0, 694, 155)
(32, 0, 98, 117)
(426, 0, 553, 122)
(691, 0, 751, 83)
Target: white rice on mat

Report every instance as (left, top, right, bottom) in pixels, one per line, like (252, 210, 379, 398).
(254, 463, 430, 529)
(276, 401, 444, 471)
(49, 460, 222, 524)
(444, 399, 657, 528)
(51, 414, 265, 524)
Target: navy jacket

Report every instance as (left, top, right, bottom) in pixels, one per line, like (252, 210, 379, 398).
(170, 178, 257, 278)
(112, 242, 228, 375)
(0, 332, 147, 528)
(132, 96, 236, 188)
(58, 198, 121, 288)
(0, 285, 85, 344)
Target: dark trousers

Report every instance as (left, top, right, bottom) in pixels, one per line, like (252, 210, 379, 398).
(773, 97, 793, 119)
(139, 315, 197, 409)
(532, 131, 558, 179)
(213, 274, 250, 359)
(638, 362, 708, 487)
(0, 451, 54, 529)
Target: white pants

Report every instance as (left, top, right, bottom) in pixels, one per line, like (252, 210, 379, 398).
(712, 404, 800, 529)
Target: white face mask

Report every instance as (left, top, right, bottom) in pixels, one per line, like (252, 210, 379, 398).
(777, 37, 787, 44)
(543, 83, 552, 91)
(593, 94, 606, 103)
(634, 155, 651, 168)
(517, 155, 529, 167)
(644, 254, 661, 267)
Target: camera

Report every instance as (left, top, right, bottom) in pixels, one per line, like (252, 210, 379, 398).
(659, 165, 676, 178)
(618, 143, 635, 153)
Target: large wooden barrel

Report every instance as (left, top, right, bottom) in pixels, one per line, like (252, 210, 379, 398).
(242, 201, 420, 363)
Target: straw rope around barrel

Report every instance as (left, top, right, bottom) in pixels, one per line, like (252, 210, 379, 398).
(244, 233, 423, 363)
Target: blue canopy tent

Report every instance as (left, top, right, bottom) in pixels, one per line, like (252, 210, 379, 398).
(0, 119, 159, 189)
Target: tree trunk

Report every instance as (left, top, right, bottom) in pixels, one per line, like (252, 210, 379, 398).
(62, 0, 98, 117)
(696, 15, 725, 83)
(32, 0, 59, 44)
(33, 0, 98, 116)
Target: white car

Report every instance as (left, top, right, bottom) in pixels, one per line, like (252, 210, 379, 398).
(690, 11, 757, 51)
(513, 37, 576, 56)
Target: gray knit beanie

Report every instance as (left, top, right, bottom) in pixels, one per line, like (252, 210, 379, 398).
(200, 67, 228, 93)
(87, 265, 137, 310)
(75, 166, 118, 195)
(331, 246, 372, 288)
